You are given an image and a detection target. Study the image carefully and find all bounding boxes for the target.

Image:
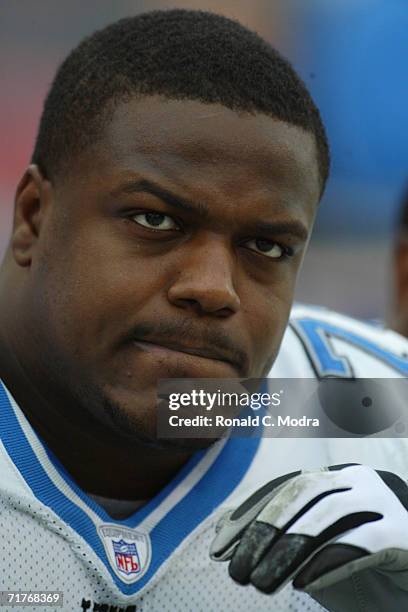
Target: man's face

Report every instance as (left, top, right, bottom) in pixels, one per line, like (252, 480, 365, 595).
(20, 96, 320, 442)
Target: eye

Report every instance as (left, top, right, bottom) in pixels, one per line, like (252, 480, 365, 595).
(132, 212, 179, 231)
(245, 238, 292, 259)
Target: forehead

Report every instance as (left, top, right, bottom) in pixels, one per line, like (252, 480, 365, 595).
(71, 96, 321, 211)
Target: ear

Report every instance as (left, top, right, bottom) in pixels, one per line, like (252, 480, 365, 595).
(12, 165, 52, 267)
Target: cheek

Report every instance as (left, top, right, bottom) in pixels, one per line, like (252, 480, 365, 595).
(242, 285, 293, 376)
(32, 227, 164, 354)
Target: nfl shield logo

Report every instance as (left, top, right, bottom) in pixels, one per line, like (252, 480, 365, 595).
(99, 525, 151, 584)
(113, 539, 141, 576)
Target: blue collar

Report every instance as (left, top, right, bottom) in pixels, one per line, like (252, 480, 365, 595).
(0, 382, 260, 594)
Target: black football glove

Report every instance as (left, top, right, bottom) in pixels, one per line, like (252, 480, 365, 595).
(210, 464, 408, 611)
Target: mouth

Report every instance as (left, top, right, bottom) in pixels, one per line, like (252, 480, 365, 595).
(132, 339, 243, 376)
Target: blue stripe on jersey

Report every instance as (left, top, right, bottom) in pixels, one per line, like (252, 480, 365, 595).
(43, 440, 206, 526)
(292, 318, 408, 377)
(0, 382, 260, 594)
(133, 435, 261, 591)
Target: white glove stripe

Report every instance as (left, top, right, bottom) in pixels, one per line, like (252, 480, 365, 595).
(257, 466, 365, 529)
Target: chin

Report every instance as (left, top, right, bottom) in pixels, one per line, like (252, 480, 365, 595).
(93, 386, 218, 452)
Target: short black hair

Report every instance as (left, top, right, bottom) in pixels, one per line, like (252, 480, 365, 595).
(32, 9, 330, 195)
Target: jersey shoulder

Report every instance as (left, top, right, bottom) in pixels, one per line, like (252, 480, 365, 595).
(271, 303, 408, 378)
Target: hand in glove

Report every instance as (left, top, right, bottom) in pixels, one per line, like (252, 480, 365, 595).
(210, 464, 408, 611)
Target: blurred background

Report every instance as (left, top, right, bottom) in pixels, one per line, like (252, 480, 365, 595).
(1, 0, 407, 320)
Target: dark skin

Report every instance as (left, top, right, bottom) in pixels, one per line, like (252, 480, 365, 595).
(0, 96, 320, 499)
(394, 235, 408, 337)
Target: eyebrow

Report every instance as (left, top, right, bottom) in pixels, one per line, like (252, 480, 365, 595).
(112, 178, 309, 241)
(112, 178, 209, 218)
(253, 220, 309, 242)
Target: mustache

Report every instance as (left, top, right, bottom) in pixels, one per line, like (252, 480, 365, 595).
(121, 320, 249, 375)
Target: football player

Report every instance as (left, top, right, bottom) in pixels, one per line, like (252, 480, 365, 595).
(0, 10, 407, 612)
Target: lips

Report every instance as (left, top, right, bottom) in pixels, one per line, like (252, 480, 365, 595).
(132, 339, 243, 377)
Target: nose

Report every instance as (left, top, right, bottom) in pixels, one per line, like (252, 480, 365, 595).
(168, 236, 240, 317)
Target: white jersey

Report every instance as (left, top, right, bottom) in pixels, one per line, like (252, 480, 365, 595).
(0, 304, 407, 612)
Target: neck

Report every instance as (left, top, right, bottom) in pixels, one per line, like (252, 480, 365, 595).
(0, 335, 192, 500)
